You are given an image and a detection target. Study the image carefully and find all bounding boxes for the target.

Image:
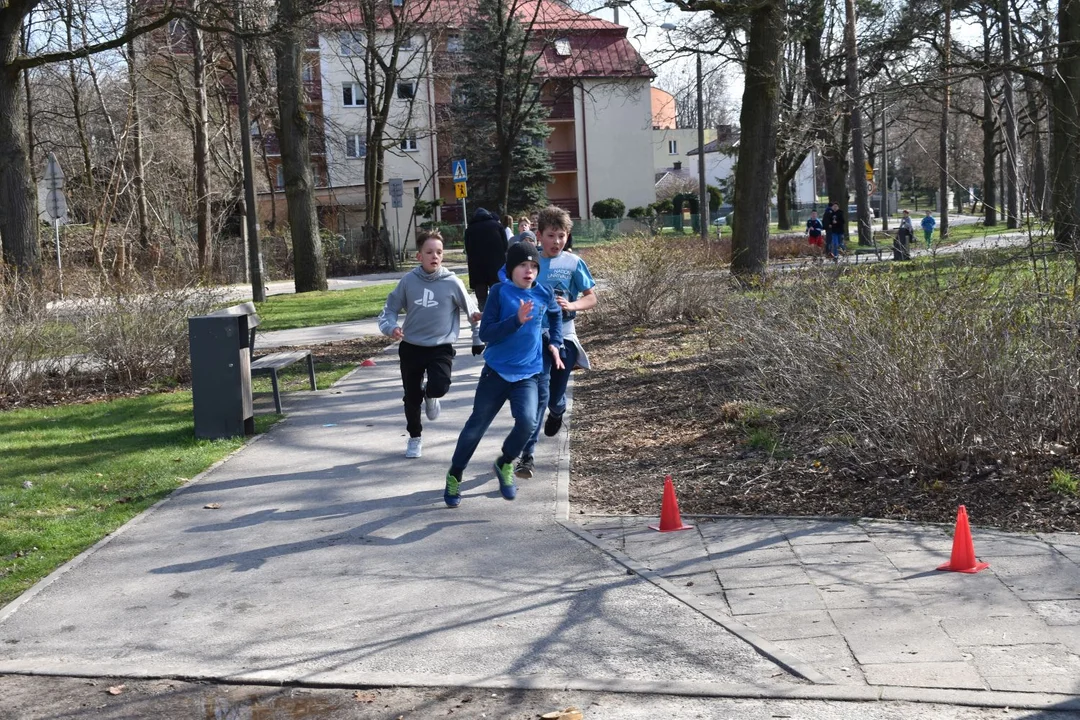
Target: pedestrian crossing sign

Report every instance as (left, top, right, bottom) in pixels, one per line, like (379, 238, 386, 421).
(452, 159, 468, 182)
(455, 181, 468, 199)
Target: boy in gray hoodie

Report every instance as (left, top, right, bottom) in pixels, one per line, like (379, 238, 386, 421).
(379, 230, 483, 458)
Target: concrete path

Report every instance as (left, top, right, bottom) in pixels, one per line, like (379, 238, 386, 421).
(0, 338, 805, 698)
(6, 316, 1080, 712)
(577, 514, 1080, 705)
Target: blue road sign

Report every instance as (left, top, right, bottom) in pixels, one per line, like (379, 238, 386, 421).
(452, 159, 468, 182)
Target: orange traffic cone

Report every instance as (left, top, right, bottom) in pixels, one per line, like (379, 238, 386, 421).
(649, 475, 693, 532)
(936, 505, 989, 573)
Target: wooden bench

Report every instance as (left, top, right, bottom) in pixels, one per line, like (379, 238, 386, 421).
(210, 302, 316, 414)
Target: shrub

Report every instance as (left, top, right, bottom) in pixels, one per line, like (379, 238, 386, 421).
(714, 257, 1080, 470)
(584, 234, 728, 324)
(592, 198, 626, 220)
(627, 206, 654, 219)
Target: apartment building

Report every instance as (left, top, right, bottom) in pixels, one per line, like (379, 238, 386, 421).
(258, 0, 656, 248)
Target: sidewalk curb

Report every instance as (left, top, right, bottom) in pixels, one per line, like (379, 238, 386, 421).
(2, 662, 1079, 711)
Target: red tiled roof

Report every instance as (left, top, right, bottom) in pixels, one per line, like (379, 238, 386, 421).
(319, 0, 652, 78)
(536, 31, 652, 78)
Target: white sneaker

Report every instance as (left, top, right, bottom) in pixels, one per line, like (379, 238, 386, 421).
(405, 437, 422, 458)
(424, 396, 441, 421)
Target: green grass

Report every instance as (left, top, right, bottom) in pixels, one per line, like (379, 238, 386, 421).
(254, 283, 397, 330)
(0, 392, 280, 606)
(250, 359, 361, 396)
(1051, 468, 1079, 496)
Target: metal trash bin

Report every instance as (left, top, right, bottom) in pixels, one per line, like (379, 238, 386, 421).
(189, 312, 254, 439)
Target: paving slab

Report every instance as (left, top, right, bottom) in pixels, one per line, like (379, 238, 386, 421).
(966, 644, 1080, 694)
(1030, 599, 1080, 626)
(725, 584, 826, 616)
(860, 661, 985, 690)
(772, 635, 866, 685)
(0, 340, 799, 691)
(714, 564, 812, 590)
(829, 609, 965, 665)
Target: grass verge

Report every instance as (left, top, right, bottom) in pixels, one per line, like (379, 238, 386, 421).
(254, 283, 397, 330)
(0, 392, 280, 607)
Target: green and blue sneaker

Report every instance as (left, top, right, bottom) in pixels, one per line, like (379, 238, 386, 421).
(494, 461, 517, 500)
(444, 472, 461, 508)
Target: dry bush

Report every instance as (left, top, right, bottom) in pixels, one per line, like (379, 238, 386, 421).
(716, 258, 1080, 470)
(0, 277, 73, 396)
(71, 281, 226, 386)
(585, 234, 728, 324)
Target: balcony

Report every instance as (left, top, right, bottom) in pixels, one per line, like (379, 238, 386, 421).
(549, 197, 579, 218)
(541, 98, 574, 120)
(550, 150, 576, 172)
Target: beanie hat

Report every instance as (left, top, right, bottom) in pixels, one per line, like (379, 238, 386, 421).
(517, 230, 537, 243)
(505, 241, 540, 273)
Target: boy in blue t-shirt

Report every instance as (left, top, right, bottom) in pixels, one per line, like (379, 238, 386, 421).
(443, 242, 563, 508)
(514, 206, 597, 479)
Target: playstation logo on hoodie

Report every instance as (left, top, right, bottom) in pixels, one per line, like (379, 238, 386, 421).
(415, 288, 439, 308)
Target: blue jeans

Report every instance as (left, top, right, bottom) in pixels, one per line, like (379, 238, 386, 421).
(450, 365, 539, 476)
(521, 342, 578, 458)
(827, 232, 844, 257)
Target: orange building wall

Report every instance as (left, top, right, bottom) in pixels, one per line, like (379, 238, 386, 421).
(651, 87, 676, 130)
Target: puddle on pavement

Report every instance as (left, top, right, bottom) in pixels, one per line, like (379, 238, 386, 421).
(206, 690, 343, 720)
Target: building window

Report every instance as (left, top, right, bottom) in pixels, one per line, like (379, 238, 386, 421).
(400, 135, 418, 152)
(167, 19, 183, 40)
(400, 34, 414, 50)
(340, 32, 363, 56)
(276, 165, 285, 188)
(447, 33, 463, 52)
(554, 37, 571, 56)
(392, 0, 403, 6)
(302, 62, 315, 83)
(346, 134, 366, 158)
(397, 80, 416, 100)
(250, 121, 260, 137)
(668, 139, 678, 155)
(343, 82, 365, 107)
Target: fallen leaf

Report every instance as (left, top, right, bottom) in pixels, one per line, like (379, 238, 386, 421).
(353, 691, 376, 703)
(107, 685, 125, 695)
(203, 503, 222, 510)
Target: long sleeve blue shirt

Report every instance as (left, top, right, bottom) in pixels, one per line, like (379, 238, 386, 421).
(479, 281, 563, 382)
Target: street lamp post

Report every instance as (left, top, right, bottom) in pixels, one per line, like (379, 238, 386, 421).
(662, 23, 708, 242)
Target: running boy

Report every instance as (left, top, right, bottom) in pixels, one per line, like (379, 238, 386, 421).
(515, 205, 597, 479)
(378, 230, 483, 459)
(443, 242, 564, 507)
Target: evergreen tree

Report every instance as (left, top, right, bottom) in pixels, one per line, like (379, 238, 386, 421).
(452, 0, 553, 214)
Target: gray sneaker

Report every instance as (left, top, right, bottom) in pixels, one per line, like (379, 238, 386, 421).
(405, 437, 422, 458)
(424, 396, 441, 421)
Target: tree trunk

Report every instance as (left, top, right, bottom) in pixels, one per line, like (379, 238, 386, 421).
(127, 19, 150, 250)
(65, 0, 94, 228)
(939, 0, 951, 239)
(981, 8, 997, 226)
(190, 8, 212, 276)
(275, 0, 326, 291)
(844, 0, 871, 246)
(1052, 0, 1080, 250)
(1000, 0, 1019, 228)
(731, 0, 786, 280)
(1023, 73, 1048, 219)
(20, 25, 33, 188)
(776, 172, 792, 230)
(803, 0, 846, 206)
(0, 25, 39, 275)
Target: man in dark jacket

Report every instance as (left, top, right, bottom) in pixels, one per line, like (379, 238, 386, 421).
(464, 207, 508, 310)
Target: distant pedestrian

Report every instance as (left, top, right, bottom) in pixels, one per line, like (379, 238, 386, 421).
(825, 201, 846, 260)
(806, 210, 824, 256)
(378, 230, 483, 459)
(921, 210, 936, 249)
(501, 214, 515, 242)
(464, 207, 508, 311)
(442, 241, 564, 508)
(895, 210, 914, 261)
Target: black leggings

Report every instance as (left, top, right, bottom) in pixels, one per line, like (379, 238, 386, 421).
(399, 341, 456, 437)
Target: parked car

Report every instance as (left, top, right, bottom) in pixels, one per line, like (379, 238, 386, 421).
(848, 204, 878, 219)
